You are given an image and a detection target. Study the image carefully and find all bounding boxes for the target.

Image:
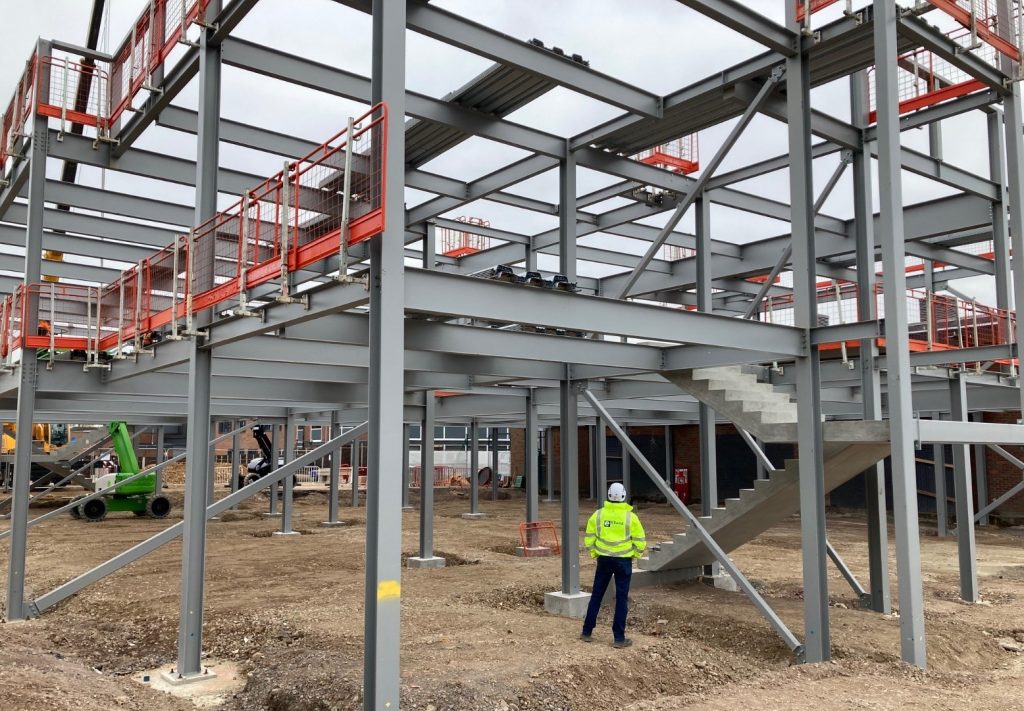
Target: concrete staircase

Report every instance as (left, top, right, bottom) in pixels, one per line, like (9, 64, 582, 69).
(639, 366, 890, 572)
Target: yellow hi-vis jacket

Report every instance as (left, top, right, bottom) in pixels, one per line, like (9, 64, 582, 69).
(584, 501, 646, 559)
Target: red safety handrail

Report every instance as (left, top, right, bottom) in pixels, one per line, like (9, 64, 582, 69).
(3, 104, 388, 362)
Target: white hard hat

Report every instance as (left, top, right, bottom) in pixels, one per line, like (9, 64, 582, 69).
(608, 482, 626, 502)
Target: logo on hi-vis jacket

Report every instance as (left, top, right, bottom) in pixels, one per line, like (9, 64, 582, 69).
(603, 520, 613, 527)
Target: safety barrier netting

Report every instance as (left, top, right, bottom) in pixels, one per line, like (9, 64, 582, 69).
(1, 1, 208, 180)
(108, 0, 209, 127)
(0, 103, 387, 365)
(633, 135, 700, 175)
(440, 217, 492, 257)
(759, 280, 1017, 368)
(800, 1, 1022, 60)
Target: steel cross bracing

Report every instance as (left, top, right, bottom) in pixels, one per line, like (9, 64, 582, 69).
(1, 0, 1024, 695)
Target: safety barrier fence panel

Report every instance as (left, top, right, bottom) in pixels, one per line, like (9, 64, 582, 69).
(800, 0, 1022, 62)
(107, 0, 209, 127)
(0, 52, 37, 175)
(0, 105, 387, 364)
(1, 1, 207, 179)
(409, 465, 468, 488)
(760, 281, 1016, 366)
(866, 23, 1007, 121)
(633, 134, 700, 175)
(440, 217, 492, 257)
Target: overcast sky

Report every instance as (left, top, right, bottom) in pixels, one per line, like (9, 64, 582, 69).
(0, 0, 999, 302)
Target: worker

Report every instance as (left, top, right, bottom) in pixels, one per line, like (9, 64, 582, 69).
(580, 482, 646, 648)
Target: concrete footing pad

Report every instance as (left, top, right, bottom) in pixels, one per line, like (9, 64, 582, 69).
(461, 512, 489, 520)
(402, 506, 415, 512)
(141, 661, 243, 705)
(515, 546, 553, 557)
(261, 512, 282, 518)
(320, 521, 346, 528)
(544, 591, 591, 619)
(272, 530, 301, 537)
(407, 556, 446, 569)
(631, 566, 702, 589)
(700, 573, 739, 592)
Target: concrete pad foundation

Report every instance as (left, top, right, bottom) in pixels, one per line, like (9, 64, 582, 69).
(272, 531, 301, 537)
(701, 573, 739, 592)
(544, 591, 591, 619)
(141, 661, 243, 706)
(514, 546, 553, 557)
(407, 556, 446, 569)
(461, 512, 489, 520)
(320, 521, 346, 528)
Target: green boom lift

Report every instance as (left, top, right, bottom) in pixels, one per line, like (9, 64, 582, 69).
(71, 421, 172, 522)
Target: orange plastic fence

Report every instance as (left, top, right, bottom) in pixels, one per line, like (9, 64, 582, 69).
(1, 103, 388, 361)
(519, 521, 560, 555)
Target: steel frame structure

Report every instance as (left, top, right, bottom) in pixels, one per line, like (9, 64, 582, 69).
(2, 0, 1024, 705)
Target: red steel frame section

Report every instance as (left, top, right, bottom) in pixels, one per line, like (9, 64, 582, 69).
(2, 104, 388, 360)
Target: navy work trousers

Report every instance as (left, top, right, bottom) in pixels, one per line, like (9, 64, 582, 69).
(581, 555, 632, 641)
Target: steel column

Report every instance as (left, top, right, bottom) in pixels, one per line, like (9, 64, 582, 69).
(545, 427, 555, 502)
(423, 221, 435, 269)
(559, 145, 576, 282)
(418, 392, 436, 558)
(156, 426, 167, 493)
(351, 438, 360, 507)
(972, 412, 991, 526)
(525, 390, 538, 523)
(874, 0, 927, 668)
(325, 412, 341, 525)
(587, 424, 596, 500)
(267, 425, 279, 516)
(279, 414, 296, 535)
(987, 112, 1012, 315)
(173, 7, 221, 678)
(621, 438, 632, 495)
(559, 377, 580, 595)
(230, 424, 240, 503)
(852, 69, 892, 615)
(933, 420, 948, 538)
(786, 8, 829, 662)
(469, 420, 479, 513)
(364, 0, 407, 704)
(950, 373, 979, 601)
(402, 423, 411, 509)
(4, 38, 50, 622)
(597, 419, 608, 501)
(490, 427, 499, 501)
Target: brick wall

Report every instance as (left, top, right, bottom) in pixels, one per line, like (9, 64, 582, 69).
(984, 410, 1024, 514)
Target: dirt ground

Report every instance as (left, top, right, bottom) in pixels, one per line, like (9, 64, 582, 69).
(1, 487, 1023, 710)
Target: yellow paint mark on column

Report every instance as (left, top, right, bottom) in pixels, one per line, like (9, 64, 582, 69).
(377, 579, 401, 600)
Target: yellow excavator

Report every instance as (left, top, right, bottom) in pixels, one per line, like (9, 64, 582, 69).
(1, 423, 67, 454)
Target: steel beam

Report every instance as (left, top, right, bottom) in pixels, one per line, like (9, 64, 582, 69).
(616, 70, 783, 299)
